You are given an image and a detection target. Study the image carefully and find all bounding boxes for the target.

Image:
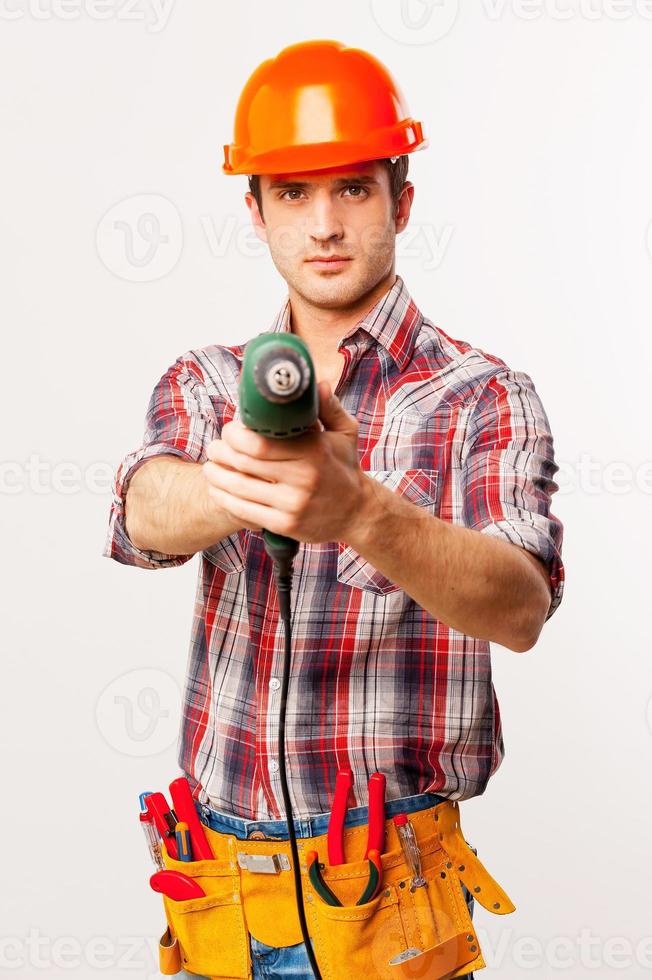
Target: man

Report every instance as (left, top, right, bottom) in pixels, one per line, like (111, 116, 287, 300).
(104, 40, 564, 980)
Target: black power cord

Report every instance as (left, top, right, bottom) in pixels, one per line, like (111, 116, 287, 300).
(267, 545, 323, 980)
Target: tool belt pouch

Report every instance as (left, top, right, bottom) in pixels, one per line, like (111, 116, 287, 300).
(157, 843, 252, 979)
(155, 799, 514, 980)
(302, 800, 515, 980)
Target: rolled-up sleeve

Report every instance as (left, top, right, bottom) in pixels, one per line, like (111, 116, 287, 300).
(103, 355, 219, 569)
(461, 369, 565, 621)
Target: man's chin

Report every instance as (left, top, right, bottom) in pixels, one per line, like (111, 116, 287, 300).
(295, 273, 362, 308)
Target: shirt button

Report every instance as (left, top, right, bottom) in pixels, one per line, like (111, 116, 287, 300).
(269, 759, 279, 773)
(269, 677, 280, 691)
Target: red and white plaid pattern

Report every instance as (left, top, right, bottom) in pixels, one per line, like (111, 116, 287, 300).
(103, 275, 564, 819)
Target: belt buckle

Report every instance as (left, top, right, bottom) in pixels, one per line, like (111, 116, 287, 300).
(237, 852, 291, 874)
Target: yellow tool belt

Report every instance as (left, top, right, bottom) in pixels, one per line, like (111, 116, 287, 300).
(157, 799, 515, 980)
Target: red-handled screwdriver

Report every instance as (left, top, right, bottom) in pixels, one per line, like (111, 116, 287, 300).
(169, 777, 214, 861)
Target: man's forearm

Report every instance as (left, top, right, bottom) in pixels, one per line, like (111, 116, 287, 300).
(345, 475, 552, 652)
(125, 456, 242, 555)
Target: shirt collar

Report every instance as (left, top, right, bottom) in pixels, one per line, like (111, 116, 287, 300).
(266, 274, 423, 372)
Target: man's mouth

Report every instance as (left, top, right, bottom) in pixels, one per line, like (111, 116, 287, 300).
(305, 256, 352, 270)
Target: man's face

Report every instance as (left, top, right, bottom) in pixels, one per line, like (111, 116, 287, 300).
(245, 160, 413, 309)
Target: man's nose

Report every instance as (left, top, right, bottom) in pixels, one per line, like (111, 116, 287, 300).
(306, 192, 344, 243)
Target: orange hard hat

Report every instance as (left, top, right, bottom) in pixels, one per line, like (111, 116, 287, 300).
(222, 39, 428, 176)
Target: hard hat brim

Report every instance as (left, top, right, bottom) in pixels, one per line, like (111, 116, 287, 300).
(223, 122, 428, 176)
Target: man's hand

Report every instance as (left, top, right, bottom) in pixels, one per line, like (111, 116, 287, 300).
(202, 381, 364, 543)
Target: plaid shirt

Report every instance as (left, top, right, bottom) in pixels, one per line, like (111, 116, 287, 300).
(103, 275, 564, 819)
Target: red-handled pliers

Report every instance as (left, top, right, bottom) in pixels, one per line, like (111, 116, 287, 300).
(328, 769, 386, 864)
(308, 769, 386, 906)
(307, 848, 382, 907)
(327, 769, 353, 865)
(365, 771, 387, 859)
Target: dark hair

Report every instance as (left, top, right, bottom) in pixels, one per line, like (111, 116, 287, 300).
(247, 155, 410, 221)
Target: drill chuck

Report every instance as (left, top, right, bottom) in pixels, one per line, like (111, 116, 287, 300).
(239, 334, 318, 438)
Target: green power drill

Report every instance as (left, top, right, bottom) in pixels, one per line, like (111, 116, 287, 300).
(238, 332, 319, 576)
(238, 331, 323, 979)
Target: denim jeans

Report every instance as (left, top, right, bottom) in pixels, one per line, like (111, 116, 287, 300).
(177, 791, 475, 980)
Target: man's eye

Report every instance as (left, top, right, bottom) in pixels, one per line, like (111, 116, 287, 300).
(279, 186, 368, 201)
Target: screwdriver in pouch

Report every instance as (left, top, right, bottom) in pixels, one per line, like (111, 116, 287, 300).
(175, 822, 193, 862)
(393, 813, 426, 891)
(139, 792, 164, 870)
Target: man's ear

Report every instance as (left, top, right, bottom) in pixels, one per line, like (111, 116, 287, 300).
(245, 191, 268, 244)
(395, 181, 414, 235)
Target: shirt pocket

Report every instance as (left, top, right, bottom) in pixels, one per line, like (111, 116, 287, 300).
(202, 528, 250, 574)
(336, 468, 439, 596)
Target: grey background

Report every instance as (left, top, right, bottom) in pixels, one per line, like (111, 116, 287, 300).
(2, 2, 651, 977)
